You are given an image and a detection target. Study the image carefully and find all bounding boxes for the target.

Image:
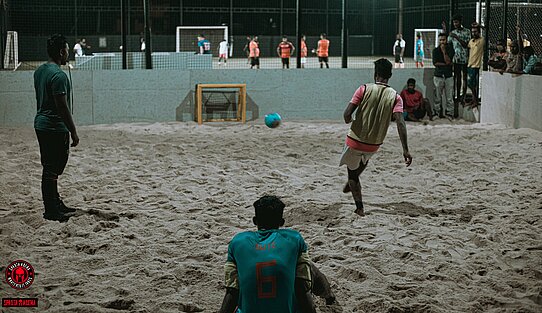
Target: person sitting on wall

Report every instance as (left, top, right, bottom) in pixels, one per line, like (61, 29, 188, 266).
(488, 39, 508, 71)
(505, 40, 522, 73)
(400, 78, 433, 122)
(520, 46, 540, 75)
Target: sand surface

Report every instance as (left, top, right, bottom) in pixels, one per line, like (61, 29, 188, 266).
(1, 120, 541, 313)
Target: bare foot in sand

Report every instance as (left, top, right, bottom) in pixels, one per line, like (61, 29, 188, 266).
(354, 208, 365, 216)
(325, 292, 337, 305)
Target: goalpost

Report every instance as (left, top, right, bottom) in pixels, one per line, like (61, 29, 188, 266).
(4, 31, 21, 70)
(195, 84, 246, 125)
(176, 26, 228, 56)
(413, 29, 441, 60)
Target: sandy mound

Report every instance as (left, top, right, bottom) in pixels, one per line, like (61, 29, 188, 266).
(1, 120, 541, 312)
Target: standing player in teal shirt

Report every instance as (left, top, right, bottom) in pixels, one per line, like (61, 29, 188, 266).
(218, 196, 317, 313)
(34, 34, 79, 222)
(415, 33, 424, 68)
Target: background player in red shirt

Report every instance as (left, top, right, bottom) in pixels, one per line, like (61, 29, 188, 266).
(277, 36, 295, 69)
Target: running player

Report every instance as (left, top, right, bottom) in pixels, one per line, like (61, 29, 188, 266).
(317, 33, 330, 68)
(341, 59, 412, 216)
(218, 195, 335, 313)
(277, 36, 295, 69)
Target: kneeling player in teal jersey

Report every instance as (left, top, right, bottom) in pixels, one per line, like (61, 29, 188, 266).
(218, 196, 334, 313)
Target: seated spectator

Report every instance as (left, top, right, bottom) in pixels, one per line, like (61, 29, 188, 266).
(506, 40, 522, 73)
(400, 78, 433, 122)
(522, 46, 539, 75)
(488, 39, 508, 71)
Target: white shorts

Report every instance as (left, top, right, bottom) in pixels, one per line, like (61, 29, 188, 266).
(339, 145, 376, 170)
(301, 57, 307, 64)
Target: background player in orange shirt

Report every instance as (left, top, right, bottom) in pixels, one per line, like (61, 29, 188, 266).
(317, 33, 330, 68)
(249, 36, 260, 69)
(276, 36, 295, 69)
(243, 35, 252, 64)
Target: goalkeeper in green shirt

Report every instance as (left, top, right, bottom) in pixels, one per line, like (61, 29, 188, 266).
(34, 34, 79, 222)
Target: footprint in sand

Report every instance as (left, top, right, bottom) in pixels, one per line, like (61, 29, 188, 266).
(75, 243, 110, 255)
(336, 267, 367, 282)
(101, 299, 135, 310)
(370, 201, 438, 217)
(93, 221, 120, 232)
(86, 209, 120, 222)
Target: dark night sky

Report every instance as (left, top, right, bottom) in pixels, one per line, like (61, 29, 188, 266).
(6, 0, 482, 57)
(9, 0, 476, 36)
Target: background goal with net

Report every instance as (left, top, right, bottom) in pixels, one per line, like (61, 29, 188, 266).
(413, 29, 441, 60)
(176, 26, 228, 57)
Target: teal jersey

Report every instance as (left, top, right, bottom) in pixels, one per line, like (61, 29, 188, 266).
(416, 39, 424, 57)
(33, 63, 70, 132)
(227, 229, 308, 313)
(198, 39, 211, 54)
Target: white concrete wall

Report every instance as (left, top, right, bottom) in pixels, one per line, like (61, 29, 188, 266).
(481, 72, 542, 131)
(1, 68, 435, 127)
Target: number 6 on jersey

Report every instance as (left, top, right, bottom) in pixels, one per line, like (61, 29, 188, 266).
(256, 260, 277, 299)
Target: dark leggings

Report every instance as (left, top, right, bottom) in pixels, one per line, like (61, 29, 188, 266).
(453, 63, 468, 99)
(35, 130, 69, 205)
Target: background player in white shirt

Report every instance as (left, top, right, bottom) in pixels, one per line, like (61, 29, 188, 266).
(393, 34, 406, 68)
(218, 39, 228, 66)
(73, 39, 83, 57)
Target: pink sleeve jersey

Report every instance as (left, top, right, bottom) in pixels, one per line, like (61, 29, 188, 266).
(393, 94, 403, 113)
(350, 84, 403, 113)
(349, 85, 366, 105)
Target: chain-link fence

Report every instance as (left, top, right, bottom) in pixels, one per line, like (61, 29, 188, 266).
(481, 0, 542, 57)
(1, 0, 486, 70)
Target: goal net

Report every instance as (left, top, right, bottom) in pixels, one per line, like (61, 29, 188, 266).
(195, 84, 246, 125)
(413, 29, 441, 60)
(176, 26, 228, 56)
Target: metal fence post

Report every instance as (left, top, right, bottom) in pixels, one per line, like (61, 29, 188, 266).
(483, 0, 491, 71)
(341, 0, 348, 68)
(502, 0, 508, 43)
(143, 0, 152, 69)
(296, 0, 301, 68)
(121, 0, 127, 69)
